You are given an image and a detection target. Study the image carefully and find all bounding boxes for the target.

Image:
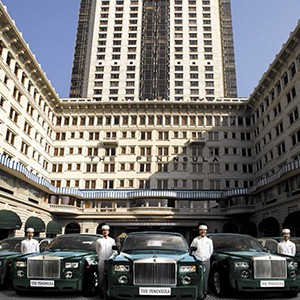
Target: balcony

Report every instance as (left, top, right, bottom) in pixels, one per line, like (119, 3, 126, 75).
(49, 204, 84, 215)
(127, 207, 180, 214)
(220, 205, 255, 215)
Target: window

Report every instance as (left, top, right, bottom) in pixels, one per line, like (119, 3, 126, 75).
(209, 147, 219, 156)
(209, 163, 220, 173)
(157, 179, 168, 189)
(289, 107, 299, 125)
(104, 163, 115, 173)
(103, 180, 114, 189)
(86, 164, 97, 173)
(139, 163, 151, 172)
(5, 129, 16, 146)
(9, 107, 19, 124)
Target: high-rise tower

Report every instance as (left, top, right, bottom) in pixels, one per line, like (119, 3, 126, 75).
(70, 0, 237, 100)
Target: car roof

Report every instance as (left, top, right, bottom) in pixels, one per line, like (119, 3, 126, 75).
(1, 237, 24, 241)
(208, 233, 253, 238)
(127, 231, 183, 237)
(55, 233, 103, 238)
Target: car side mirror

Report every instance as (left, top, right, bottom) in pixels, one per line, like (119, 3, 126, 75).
(112, 245, 120, 253)
(190, 246, 197, 253)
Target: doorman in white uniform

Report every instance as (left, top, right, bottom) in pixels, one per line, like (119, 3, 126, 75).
(191, 224, 213, 293)
(21, 227, 40, 254)
(96, 224, 116, 297)
(277, 228, 296, 256)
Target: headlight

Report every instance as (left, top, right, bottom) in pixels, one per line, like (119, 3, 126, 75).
(65, 262, 79, 269)
(65, 271, 73, 279)
(234, 261, 249, 268)
(182, 276, 192, 285)
(118, 275, 128, 284)
(114, 265, 130, 272)
(17, 270, 25, 277)
(16, 261, 26, 268)
(179, 265, 196, 273)
(241, 270, 250, 279)
(288, 261, 298, 270)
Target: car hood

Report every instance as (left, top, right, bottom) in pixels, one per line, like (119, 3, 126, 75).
(113, 251, 195, 263)
(19, 250, 96, 260)
(215, 249, 281, 259)
(0, 250, 21, 258)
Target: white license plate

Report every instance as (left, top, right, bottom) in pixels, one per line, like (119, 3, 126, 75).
(30, 280, 55, 287)
(139, 287, 171, 296)
(260, 280, 285, 287)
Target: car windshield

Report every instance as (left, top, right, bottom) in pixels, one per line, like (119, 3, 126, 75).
(47, 235, 100, 251)
(122, 233, 189, 252)
(210, 235, 264, 251)
(0, 239, 22, 251)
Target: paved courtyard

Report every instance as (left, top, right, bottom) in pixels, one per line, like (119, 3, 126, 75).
(0, 290, 299, 300)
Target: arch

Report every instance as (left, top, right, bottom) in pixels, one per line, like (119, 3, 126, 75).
(283, 211, 300, 236)
(65, 222, 80, 234)
(241, 222, 258, 237)
(0, 209, 22, 230)
(46, 220, 62, 237)
(25, 216, 45, 234)
(258, 217, 280, 237)
(222, 222, 239, 233)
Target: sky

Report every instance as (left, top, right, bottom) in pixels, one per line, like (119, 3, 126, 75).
(1, 0, 300, 98)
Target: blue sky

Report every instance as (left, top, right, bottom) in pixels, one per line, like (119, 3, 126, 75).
(2, 0, 300, 98)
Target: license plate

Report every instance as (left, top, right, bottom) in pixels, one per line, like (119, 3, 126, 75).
(139, 287, 171, 296)
(30, 280, 55, 287)
(260, 280, 284, 287)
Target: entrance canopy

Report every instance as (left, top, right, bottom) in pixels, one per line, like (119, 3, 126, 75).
(46, 220, 62, 235)
(0, 209, 22, 230)
(25, 216, 45, 232)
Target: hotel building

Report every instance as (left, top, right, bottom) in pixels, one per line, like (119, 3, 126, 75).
(0, 0, 299, 241)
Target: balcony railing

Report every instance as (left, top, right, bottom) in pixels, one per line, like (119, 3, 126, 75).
(220, 205, 255, 215)
(49, 204, 84, 214)
(127, 207, 180, 214)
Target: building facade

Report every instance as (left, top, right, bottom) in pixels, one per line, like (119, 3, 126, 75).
(0, 0, 299, 241)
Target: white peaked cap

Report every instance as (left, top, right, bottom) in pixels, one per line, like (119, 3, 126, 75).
(282, 228, 290, 234)
(199, 225, 208, 230)
(102, 224, 110, 230)
(26, 227, 35, 232)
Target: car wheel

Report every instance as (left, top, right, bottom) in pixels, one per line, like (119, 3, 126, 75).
(212, 269, 227, 297)
(83, 269, 99, 297)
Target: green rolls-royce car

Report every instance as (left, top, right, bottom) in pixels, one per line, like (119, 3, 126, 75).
(258, 237, 300, 258)
(12, 234, 101, 296)
(208, 233, 300, 297)
(107, 231, 206, 300)
(0, 236, 51, 288)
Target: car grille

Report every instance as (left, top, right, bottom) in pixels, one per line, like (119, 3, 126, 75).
(134, 259, 176, 285)
(27, 256, 61, 279)
(253, 256, 287, 279)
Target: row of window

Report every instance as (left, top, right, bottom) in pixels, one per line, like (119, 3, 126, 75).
(55, 114, 250, 127)
(52, 161, 253, 174)
(51, 178, 251, 190)
(52, 144, 253, 157)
